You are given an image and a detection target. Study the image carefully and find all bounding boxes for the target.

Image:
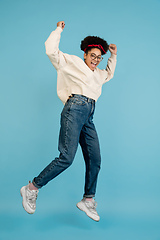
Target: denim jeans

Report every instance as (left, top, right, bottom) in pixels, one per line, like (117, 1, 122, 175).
(32, 94, 101, 197)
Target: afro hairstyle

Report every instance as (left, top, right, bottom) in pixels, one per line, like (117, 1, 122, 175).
(80, 36, 109, 55)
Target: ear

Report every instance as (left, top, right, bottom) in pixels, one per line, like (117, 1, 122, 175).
(84, 52, 87, 60)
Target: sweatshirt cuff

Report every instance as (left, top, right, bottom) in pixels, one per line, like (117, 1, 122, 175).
(56, 26, 63, 33)
(110, 53, 117, 60)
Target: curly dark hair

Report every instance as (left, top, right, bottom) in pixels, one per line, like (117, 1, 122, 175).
(80, 36, 109, 55)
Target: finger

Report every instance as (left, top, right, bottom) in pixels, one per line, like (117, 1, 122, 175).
(110, 44, 116, 48)
(109, 46, 115, 50)
(61, 22, 65, 28)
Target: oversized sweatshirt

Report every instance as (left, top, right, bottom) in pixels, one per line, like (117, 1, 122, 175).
(45, 27, 117, 104)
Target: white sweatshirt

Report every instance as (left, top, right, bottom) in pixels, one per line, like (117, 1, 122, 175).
(45, 27, 117, 104)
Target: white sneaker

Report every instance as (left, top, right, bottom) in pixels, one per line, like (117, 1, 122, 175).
(20, 182, 39, 214)
(76, 198, 100, 222)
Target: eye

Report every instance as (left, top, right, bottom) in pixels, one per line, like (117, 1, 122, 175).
(91, 53, 96, 57)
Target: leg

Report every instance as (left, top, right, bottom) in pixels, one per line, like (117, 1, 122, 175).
(21, 95, 95, 214)
(32, 97, 90, 188)
(77, 114, 101, 221)
(32, 99, 85, 188)
(79, 115, 101, 198)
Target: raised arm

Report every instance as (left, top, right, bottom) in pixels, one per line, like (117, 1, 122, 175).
(104, 44, 117, 82)
(45, 21, 66, 70)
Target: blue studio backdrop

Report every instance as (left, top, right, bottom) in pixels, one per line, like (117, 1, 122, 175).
(0, 0, 160, 239)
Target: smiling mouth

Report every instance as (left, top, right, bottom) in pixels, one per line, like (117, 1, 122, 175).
(91, 62, 97, 67)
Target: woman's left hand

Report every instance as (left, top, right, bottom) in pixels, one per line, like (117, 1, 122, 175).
(109, 44, 117, 55)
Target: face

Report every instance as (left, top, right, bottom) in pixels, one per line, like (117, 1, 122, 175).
(84, 48, 102, 71)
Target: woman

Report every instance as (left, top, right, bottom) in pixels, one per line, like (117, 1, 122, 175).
(20, 21, 117, 222)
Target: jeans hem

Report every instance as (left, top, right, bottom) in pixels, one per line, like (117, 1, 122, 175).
(32, 179, 42, 189)
(83, 194, 95, 198)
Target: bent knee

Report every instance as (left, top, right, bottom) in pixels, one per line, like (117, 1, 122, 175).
(58, 155, 74, 169)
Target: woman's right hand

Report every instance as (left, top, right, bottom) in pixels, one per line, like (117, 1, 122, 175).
(57, 21, 65, 30)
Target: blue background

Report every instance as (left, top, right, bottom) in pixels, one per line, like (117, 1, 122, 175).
(0, 0, 160, 239)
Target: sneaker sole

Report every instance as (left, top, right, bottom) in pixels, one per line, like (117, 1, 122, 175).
(76, 201, 100, 222)
(20, 186, 35, 214)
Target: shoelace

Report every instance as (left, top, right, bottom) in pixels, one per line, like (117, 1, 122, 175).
(27, 189, 38, 204)
(85, 200, 98, 213)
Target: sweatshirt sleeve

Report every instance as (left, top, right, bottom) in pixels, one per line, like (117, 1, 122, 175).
(45, 27, 66, 70)
(103, 54, 117, 83)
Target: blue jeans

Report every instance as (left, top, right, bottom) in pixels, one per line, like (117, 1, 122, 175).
(32, 94, 101, 197)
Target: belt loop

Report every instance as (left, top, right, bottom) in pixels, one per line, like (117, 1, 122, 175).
(68, 94, 73, 101)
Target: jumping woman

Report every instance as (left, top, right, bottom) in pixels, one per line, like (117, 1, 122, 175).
(20, 21, 117, 222)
